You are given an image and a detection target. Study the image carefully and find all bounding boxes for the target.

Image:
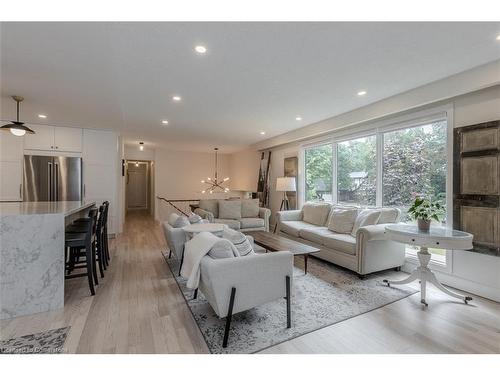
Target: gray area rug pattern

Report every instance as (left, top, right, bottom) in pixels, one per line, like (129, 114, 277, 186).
(0, 327, 70, 354)
(163, 252, 417, 354)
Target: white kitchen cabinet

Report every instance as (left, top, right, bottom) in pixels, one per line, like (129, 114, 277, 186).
(24, 124, 82, 152)
(82, 129, 119, 234)
(0, 131, 24, 201)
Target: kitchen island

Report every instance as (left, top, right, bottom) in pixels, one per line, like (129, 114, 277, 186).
(0, 200, 95, 319)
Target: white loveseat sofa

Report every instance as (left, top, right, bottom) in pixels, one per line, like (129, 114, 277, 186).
(194, 198, 271, 232)
(276, 203, 406, 277)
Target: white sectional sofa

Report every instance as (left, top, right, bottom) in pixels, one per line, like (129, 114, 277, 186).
(194, 198, 271, 232)
(276, 203, 406, 277)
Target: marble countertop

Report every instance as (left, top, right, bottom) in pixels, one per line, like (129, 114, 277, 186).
(0, 201, 96, 216)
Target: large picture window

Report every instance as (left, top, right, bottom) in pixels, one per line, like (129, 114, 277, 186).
(304, 144, 333, 202)
(337, 135, 377, 206)
(301, 114, 449, 265)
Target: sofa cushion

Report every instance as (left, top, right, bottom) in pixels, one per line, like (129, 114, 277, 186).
(241, 199, 260, 218)
(299, 227, 331, 245)
(351, 209, 381, 236)
(214, 218, 241, 230)
(378, 208, 400, 224)
(327, 208, 358, 234)
(280, 220, 321, 237)
(239, 217, 265, 229)
(218, 200, 242, 220)
(321, 233, 357, 255)
(199, 199, 219, 218)
(302, 202, 331, 226)
(208, 238, 239, 259)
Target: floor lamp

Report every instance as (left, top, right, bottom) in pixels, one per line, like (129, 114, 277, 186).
(273, 177, 297, 233)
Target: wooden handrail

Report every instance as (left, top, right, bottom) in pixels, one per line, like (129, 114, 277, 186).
(156, 196, 199, 217)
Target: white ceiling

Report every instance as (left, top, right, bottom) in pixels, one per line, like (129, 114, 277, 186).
(1, 22, 499, 153)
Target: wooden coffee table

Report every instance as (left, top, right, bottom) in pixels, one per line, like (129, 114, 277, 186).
(251, 231, 320, 274)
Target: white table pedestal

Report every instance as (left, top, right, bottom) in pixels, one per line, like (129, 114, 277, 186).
(383, 246, 472, 306)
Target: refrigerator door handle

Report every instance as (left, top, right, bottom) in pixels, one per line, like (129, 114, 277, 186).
(54, 163, 59, 201)
(48, 162, 53, 201)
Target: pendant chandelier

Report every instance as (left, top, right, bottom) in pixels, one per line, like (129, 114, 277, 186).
(201, 148, 230, 194)
(0, 96, 36, 137)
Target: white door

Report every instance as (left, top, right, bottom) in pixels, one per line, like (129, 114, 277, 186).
(127, 162, 148, 209)
(23, 124, 55, 151)
(54, 126, 83, 152)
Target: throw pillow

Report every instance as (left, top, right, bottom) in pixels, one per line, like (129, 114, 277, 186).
(302, 202, 331, 226)
(328, 208, 358, 234)
(351, 209, 381, 236)
(218, 200, 242, 220)
(378, 208, 400, 224)
(198, 199, 219, 218)
(241, 199, 260, 218)
(208, 238, 239, 259)
(188, 213, 203, 224)
(168, 213, 180, 227)
(222, 228, 255, 256)
(173, 215, 190, 228)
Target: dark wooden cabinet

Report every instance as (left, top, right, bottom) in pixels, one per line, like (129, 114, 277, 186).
(453, 120, 499, 256)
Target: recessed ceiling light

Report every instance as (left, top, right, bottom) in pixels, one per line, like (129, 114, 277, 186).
(260, 131, 266, 135)
(38, 114, 47, 119)
(172, 96, 181, 102)
(357, 90, 367, 96)
(295, 116, 302, 121)
(195, 45, 207, 54)
(139, 141, 144, 151)
(161, 120, 169, 125)
(496, 34, 500, 41)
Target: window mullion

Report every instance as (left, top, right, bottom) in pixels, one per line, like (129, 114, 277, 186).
(332, 143, 338, 204)
(376, 132, 383, 207)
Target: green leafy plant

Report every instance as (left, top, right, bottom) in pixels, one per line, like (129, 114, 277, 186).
(408, 197, 445, 222)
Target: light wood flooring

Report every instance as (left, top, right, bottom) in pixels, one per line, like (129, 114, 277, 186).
(1, 211, 499, 353)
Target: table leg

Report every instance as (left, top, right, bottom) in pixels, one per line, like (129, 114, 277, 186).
(304, 254, 308, 274)
(383, 246, 472, 306)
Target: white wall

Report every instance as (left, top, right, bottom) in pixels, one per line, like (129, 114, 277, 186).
(154, 148, 239, 222)
(246, 85, 500, 301)
(124, 145, 155, 161)
(228, 147, 261, 192)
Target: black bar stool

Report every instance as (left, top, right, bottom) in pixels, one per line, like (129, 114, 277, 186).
(102, 201, 110, 264)
(65, 216, 95, 296)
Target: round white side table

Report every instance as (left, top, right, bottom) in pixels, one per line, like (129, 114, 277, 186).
(183, 223, 227, 239)
(384, 224, 474, 306)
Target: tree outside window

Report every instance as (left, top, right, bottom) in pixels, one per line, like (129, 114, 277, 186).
(304, 144, 333, 202)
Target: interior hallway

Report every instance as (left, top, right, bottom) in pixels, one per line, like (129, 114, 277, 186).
(1, 211, 499, 353)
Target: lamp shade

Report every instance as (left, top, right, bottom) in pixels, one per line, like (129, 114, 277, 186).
(276, 177, 296, 192)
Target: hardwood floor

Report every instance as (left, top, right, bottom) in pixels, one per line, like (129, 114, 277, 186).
(1, 210, 499, 354)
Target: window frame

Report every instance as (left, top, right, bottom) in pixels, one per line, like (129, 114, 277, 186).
(299, 105, 454, 271)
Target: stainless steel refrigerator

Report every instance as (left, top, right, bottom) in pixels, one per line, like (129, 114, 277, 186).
(23, 155, 82, 201)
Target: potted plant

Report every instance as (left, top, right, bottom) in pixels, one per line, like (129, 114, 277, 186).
(407, 197, 445, 231)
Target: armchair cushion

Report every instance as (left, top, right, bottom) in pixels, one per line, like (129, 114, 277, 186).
(173, 215, 190, 228)
(222, 228, 254, 256)
(241, 199, 260, 218)
(188, 213, 203, 224)
(194, 207, 214, 222)
(218, 200, 242, 220)
(302, 202, 331, 226)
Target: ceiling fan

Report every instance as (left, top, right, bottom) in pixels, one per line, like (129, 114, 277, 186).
(0, 96, 36, 136)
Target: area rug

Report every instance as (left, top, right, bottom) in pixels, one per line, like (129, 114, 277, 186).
(0, 327, 70, 354)
(163, 253, 417, 354)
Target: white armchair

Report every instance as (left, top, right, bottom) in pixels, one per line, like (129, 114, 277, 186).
(198, 251, 294, 348)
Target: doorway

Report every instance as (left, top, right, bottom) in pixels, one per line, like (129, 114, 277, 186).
(126, 160, 154, 216)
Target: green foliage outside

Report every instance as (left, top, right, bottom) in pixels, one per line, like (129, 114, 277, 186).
(304, 121, 447, 222)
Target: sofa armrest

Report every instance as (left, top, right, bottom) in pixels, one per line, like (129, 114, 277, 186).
(356, 224, 387, 242)
(258, 207, 271, 231)
(199, 251, 293, 317)
(276, 209, 302, 222)
(194, 208, 214, 222)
